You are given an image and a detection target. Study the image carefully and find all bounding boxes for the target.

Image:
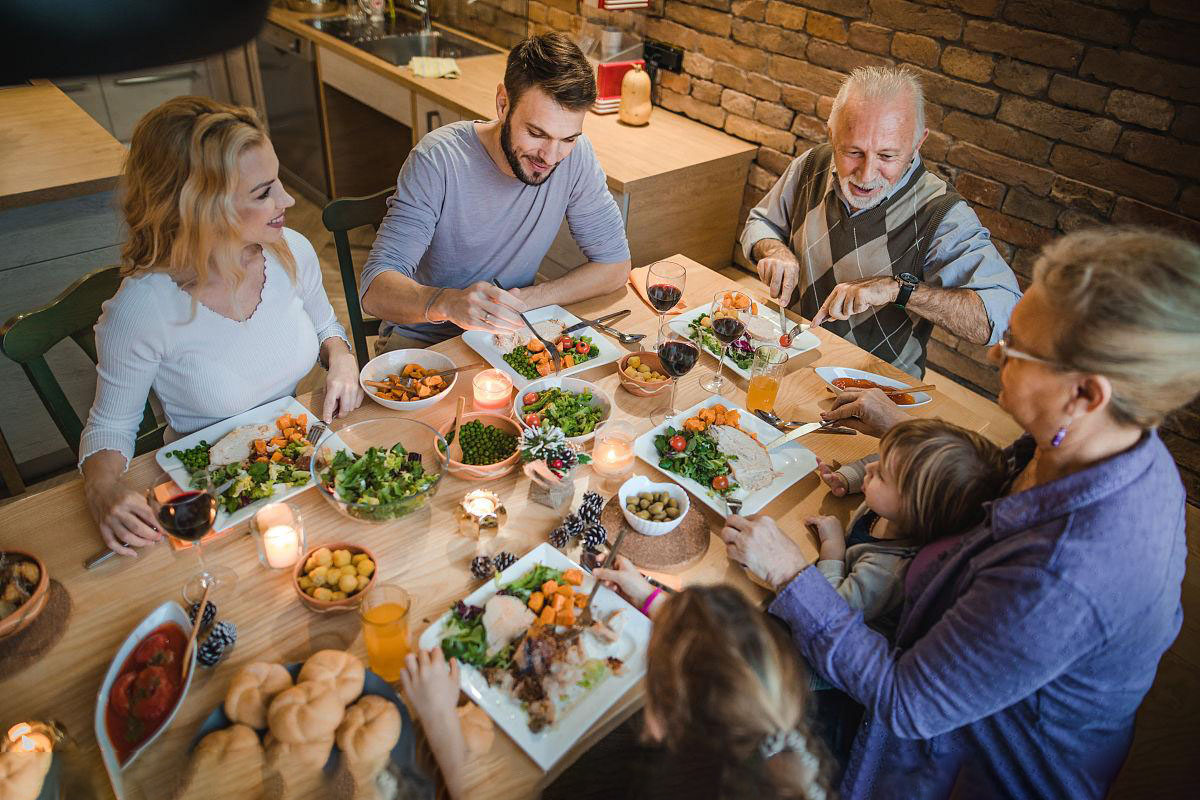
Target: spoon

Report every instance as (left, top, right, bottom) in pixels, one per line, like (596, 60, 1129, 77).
(446, 396, 466, 461)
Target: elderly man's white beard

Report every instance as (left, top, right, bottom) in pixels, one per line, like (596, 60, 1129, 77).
(835, 170, 895, 211)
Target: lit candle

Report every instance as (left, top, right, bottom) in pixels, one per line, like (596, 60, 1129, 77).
(472, 369, 513, 412)
(4, 723, 52, 753)
(255, 502, 294, 530)
(592, 420, 636, 480)
(262, 525, 301, 569)
(458, 489, 506, 539)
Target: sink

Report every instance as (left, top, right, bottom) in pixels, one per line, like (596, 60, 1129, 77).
(303, 15, 497, 63)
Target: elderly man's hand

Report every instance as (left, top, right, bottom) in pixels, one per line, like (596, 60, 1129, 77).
(809, 276, 899, 328)
(821, 387, 911, 437)
(756, 247, 802, 307)
(720, 514, 811, 592)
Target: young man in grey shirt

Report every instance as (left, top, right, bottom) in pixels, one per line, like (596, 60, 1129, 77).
(361, 33, 632, 350)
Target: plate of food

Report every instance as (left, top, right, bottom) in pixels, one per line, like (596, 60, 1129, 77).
(514, 377, 612, 446)
(418, 543, 651, 771)
(155, 396, 343, 531)
(668, 300, 820, 380)
(462, 304, 624, 389)
(633, 397, 818, 515)
(814, 366, 931, 407)
(359, 348, 457, 411)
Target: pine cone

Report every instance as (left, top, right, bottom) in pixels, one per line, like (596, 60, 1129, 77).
(470, 556, 495, 580)
(548, 525, 572, 548)
(188, 600, 218, 632)
(577, 498, 602, 527)
(582, 523, 608, 553)
(492, 551, 517, 572)
(561, 513, 585, 539)
(197, 621, 237, 667)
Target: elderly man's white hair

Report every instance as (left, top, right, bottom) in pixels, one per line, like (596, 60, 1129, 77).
(828, 66, 926, 151)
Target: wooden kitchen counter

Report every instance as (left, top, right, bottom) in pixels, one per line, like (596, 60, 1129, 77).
(0, 83, 126, 211)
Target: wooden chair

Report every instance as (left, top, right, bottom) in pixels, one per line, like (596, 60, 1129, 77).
(322, 188, 392, 369)
(0, 266, 163, 460)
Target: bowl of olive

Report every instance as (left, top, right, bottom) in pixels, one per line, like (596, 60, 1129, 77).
(293, 543, 378, 613)
(618, 475, 690, 536)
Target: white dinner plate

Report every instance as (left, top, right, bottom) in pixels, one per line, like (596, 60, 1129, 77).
(461, 304, 626, 390)
(814, 366, 931, 407)
(418, 543, 651, 771)
(633, 396, 818, 516)
(668, 302, 821, 380)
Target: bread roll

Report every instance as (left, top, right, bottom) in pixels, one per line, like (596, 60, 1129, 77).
(265, 736, 333, 771)
(267, 681, 345, 744)
(297, 649, 365, 706)
(179, 724, 265, 800)
(336, 695, 401, 776)
(224, 662, 293, 730)
(0, 750, 51, 800)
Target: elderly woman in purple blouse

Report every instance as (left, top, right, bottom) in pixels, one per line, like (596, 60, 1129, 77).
(720, 227, 1200, 800)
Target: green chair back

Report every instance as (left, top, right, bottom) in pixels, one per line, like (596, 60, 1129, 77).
(322, 188, 392, 369)
(0, 266, 163, 458)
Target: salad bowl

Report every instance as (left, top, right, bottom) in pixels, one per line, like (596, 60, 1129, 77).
(513, 377, 612, 447)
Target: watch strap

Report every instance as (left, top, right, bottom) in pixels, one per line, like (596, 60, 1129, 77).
(895, 274, 918, 308)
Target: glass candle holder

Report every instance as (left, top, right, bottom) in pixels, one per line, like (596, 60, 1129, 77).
(472, 369, 513, 412)
(3, 721, 57, 753)
(592, 419, 636, 482)
(457, 489, 506, 539)
(250, 503, 306, 570)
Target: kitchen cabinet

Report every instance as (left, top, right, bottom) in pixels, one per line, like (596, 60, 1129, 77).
(414, 93, 464, 140)
(51, 76, 112, 134)
(100, 61, 213, 143)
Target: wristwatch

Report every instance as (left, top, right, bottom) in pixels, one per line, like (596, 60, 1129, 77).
(894, 272, 920, 308)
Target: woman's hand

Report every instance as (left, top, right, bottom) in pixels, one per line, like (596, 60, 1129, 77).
(593, 555, 655, 611)
(815, 458, 848, 496)
(720, 514, 812, 592)
(821, 387, 910, 437)
(84, 474, 161, 556)
(321, 344, 363, 423)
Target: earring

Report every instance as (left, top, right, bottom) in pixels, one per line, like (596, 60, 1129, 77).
(1051, 425, 1069, 448)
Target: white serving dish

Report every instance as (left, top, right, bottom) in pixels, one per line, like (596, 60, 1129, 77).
(668, 301, 821, 380)
(462, 304, 625, 390)
(633, 396, 818, 516)
(359, 348, 458, 411)
(513, 376, 613, 447)
(418, 543, 651, 771)
(814, 366, 931, 407)
(618, 475, 690, 536)
(95, 601, 197, 795)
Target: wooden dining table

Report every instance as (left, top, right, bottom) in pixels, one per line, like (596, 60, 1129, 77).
(0, 256, 1020, 799)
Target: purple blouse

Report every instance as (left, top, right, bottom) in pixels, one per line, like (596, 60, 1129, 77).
(769, 431, 1186, 800)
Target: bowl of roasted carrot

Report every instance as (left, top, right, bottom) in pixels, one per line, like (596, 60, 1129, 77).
(360, 349, 457, 411)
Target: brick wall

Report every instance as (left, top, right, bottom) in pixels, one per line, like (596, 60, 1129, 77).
(527, 0, 1200, 499)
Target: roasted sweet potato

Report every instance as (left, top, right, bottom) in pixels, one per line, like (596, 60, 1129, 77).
(528, 591, 545, 613)
(562, 568, 583, 586)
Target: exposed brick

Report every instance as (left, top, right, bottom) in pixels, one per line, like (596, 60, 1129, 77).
(1115, 130, 1200, 181)
(658, 70, 691, 95)
(941, 47, 994, 84)
(891, 32, 940, 69)
(869, 0, 963, 40)
(1105, 89, 1175, 131)
(1171, 106, 1200, 143)
(997, 96, 1122, 152)
(1151, 0, 1200, 23)
(691, 79, 724, 105)
(807, 11, 849, 43)
(964, 20, 1083, 71)
(699, 33, 769, 72)
(956, 172, 1007, 209)
(948, 141, 1056, 195)
(543, 0, 576, 12)
(713, 62, 749, 94)
(527, 2, 547, 23)
(781, 85, 818, 113)
(749, 163, 778, 191)
(645, 18, 700, 51)
(1050, 175, 1115, 217)
(725, 113, 797, 152)
(791, 112, 827, 142)
(1132, 17, 1200, 65)
(807, 39, 893, 72)
(992, 58, 1050, 96)
(1058, 205, 1106, 231)
(1048, 76, 1109, 116)
(794, 0, 869, 18)
(975, 207, 1055, 250)
(546, 8, 576, 30)
(747, 73, 783, 102)
(1163, 430, 1200, 476)
(768, 56, 845, 96)
(1050, 143, 1179, 205)
(922, 129, 951, 161)
(1180, 185, 1200, 219)
(731, 19, 806, 56)
(923, 0, 1003, 14)
(682, 51, 715, 80)
(756, 101, 794, 129)
(1111, 196, 1200, 240)
(686, 0, 735, 10)
(665, 1, 732, 37)
(926, 340, 1002, 397)
(1164, 404, 1200, 444)
(763, 1, 807, 30)
(756, 146, 794, 175)
(1002, 187, 1061, 227)
(731, 0, 766, 19)
(1080, 47, 1200, 104)
(663, 88, 728, 128)
(848, 22, 892, 55)
(1010, 247, 1040, 280)
(942, 112, 1053, 162)
(817, 94, 835, 120)
(1003, 0, 1132, 47)
(721, 88, 757, 118)
(910, 67, 1000, 116)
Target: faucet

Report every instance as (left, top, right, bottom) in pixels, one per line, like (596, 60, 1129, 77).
(409, 0, 431, 32)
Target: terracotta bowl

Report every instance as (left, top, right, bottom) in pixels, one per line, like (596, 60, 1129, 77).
(617, 352, 672, 398)
(436, 412, 522, 481)
(0, 550, 49, 641)
(293, 543, 379, 614)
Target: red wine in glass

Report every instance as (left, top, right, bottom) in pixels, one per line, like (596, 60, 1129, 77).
(646, 261, 686, 347)
(657, 340, 700, 378)
(157, 491, 216, 543)
(647, 283, 683, 313)
(147, 469, 236, 604)
(711, 316, 747, 344)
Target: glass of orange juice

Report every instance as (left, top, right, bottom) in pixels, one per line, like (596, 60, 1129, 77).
(359, 583, 411, 681)
(747, 345, 788, 413)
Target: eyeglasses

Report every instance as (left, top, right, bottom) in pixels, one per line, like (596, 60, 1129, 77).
(996, 329, 1063, 369)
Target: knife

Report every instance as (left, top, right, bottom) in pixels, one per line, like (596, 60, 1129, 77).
(564, 309, 630, 334)
(765, 420, 857, 449)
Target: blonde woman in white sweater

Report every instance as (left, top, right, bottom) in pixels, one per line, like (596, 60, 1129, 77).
(81, 97, 362, 557)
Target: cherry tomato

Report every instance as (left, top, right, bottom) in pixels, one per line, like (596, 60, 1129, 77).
(669, 434, 687, 452)
(131, 666, 177, 722)
(711, 475, 730, 491)
(575, 341, 589, 354)
(524, 413, 541, 427)
(109, 671, 136, 717)
(779, 335, 792, 347)
(522, 392, 540, 405)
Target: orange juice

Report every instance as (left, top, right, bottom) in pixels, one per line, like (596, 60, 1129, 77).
(747, 375, 780, 412)
(360, 587, 411, 681)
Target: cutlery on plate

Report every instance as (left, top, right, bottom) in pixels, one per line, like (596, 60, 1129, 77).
(571, 314, 645, 345)
(365, 361, 487, 392)
(579, 523, 631, 627)
(725, 495, 744, 515)
(563, 309, 630, 334)
(754, 409, 857, 435)
(765, 420, 855, 449)
(492, 279, 561, 375)
(779, 321, 809, 347)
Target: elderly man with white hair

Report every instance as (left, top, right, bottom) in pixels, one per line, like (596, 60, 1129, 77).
(741, 66, 1020, 377)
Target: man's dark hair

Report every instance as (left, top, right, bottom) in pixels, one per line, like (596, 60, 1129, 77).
(503, 32, 596, 111)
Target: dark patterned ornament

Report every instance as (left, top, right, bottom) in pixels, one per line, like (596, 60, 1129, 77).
(197, 621, 237, 667)
(492, 551, 517, 572)
(470, 556, 495, 580)
(582, 524, 608, 553)
(188, 600, 217, 632)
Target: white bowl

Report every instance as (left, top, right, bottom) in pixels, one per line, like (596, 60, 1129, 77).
(618, 475, 690, 536)
(360, 348, 458, 411)
(513, 376, 613, 446)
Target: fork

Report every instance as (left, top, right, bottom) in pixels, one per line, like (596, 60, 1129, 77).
(492, 279, 560, 375)
(579, 523, 631, 627)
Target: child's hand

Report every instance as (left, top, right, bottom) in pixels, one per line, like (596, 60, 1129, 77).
(806, 515, 844, 542)
(816, 458, 849, 497)
(399, 648, 461, 725)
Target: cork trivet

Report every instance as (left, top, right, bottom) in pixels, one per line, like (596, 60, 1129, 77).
(0, 579, 71, 678)
(601, 496, 710, 574)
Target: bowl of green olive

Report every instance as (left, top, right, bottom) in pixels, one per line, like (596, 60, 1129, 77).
(618, 475, 690, 536)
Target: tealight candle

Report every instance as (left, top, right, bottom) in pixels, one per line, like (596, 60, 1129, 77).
(458, 489, 506, 539)
(472, 369, 513, 412)
(4, 722, 53, 753)
(251, 504, 305, 569)
(592, 420, 636, 482)
(263, 526, 301, 569)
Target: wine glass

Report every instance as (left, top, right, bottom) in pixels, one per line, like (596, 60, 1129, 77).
(645, 261, 686, 344)
(652, 324, 701, 426)
(147, 469, 238, 604)
(701, 290, 749, 395)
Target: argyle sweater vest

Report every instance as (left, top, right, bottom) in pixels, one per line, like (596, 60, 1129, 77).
(788, 145, 962, 376)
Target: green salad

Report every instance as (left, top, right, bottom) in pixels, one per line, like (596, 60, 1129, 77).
(167, 441, 309, 514)
(441, 564, 565, 668)
(687, 313, 754, 370)
(320, 442, 440, 515)
(502, 333, 600, 380)
(521, 388, 604, 438)
(653, 425, 736, 496)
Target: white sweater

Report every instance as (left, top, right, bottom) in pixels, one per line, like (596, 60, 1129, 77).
(79, 228, 348, 469)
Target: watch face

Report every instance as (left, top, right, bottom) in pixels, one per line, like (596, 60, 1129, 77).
(898, 273, 920, 284)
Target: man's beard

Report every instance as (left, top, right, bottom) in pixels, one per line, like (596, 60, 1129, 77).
(500, 116, 557, 186)
(836, 171, 895, 211)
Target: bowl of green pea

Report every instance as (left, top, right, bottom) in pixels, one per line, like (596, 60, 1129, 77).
(435, 412, 521, 481)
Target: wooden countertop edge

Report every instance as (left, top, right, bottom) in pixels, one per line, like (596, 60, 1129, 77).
(0, 174, 121, 211)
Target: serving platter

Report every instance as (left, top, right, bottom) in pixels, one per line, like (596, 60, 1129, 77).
(633, 396, 819, 516)
(814, 366, 931, 407)
(667, 302, 821, 380)
(418, 543, 652, 771)
(462, 304, 626, 390)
